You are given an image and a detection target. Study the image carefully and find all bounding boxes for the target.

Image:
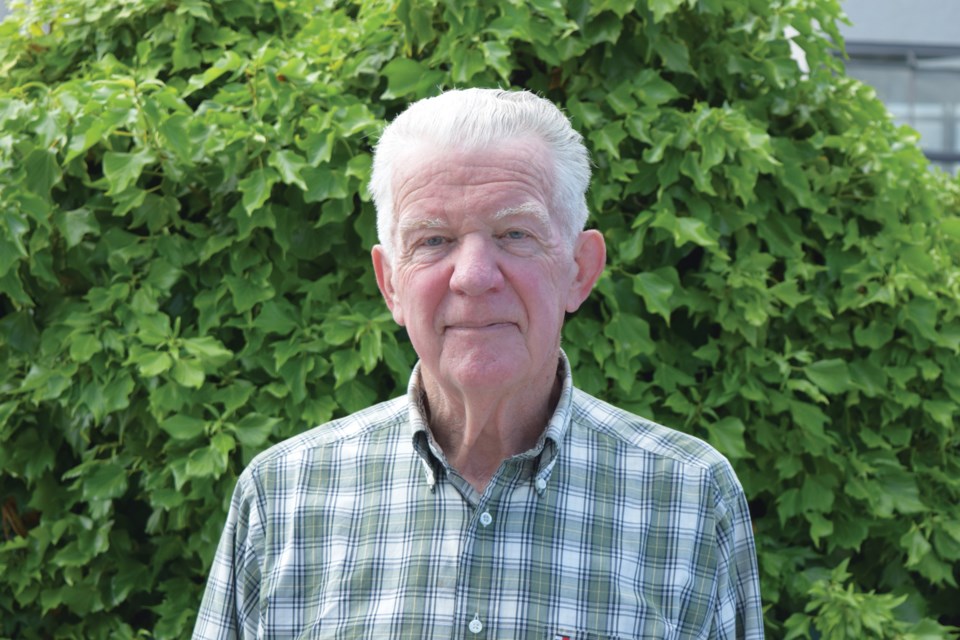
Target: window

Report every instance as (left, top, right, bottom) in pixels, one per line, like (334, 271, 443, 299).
(844, 44, 960, 174)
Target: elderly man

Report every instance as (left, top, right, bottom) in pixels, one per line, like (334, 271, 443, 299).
(194, 88, 764, 639)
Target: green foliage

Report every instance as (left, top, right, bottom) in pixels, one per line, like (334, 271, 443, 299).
(783, 560, 953, 640)
(0, 0, 958, 637)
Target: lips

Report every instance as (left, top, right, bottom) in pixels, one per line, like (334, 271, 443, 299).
(444, 321, 516, 331)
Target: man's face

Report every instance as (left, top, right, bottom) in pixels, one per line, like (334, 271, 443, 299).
(372, 138, 596, 399)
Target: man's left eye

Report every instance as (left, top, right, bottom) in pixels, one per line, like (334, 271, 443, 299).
(504, 230, 528, 240)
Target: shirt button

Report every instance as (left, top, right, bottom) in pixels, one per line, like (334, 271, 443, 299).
(535, 478, 547, 491)
(479, 511, 493, 527)
(468, 617, 483, 633)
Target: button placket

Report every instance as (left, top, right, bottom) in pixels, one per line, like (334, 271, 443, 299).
(465, 499, 498, 637)
(468, 614, 483, 634)
(461, 467, 522, 639)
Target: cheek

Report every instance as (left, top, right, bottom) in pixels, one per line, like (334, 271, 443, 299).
(515, 282, 562, 331)
(396, 271, 446, 324)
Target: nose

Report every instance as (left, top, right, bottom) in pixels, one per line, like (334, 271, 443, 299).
(449, 235, 504, 296)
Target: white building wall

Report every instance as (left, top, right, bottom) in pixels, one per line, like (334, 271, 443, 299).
(841, 0, 960, 48)
(839, 0, 960, 172)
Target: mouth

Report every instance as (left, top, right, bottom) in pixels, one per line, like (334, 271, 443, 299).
(445, 322, 515, 331)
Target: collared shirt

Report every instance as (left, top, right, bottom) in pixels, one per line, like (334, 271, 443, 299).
(194, 355, 764, 639)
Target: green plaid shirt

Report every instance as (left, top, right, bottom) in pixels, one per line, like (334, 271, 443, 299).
(194, 355, 763, 639)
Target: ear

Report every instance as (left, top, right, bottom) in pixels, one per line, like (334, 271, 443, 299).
(372, 245, 405, 326)
(565, 230, 606, 313)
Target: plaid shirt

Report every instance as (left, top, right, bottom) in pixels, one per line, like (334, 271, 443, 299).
(194, 355, 764, 639)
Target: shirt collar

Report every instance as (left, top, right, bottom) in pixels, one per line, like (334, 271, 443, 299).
(407, 350, 575, 495)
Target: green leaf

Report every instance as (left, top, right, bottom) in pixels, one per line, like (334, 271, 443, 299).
(321, 315, 358, 346)
(902, 298, 940, 343)
(302, 166, 349, 204)
(648, 0, 688, 22)
(941, 217, 960, 240)
(800, 474, 836, 513)
(876, 469, 927, 516)
(181, 336, 232, 366)
(591, 120, 627, 159)
(381, 58, 443, 99)
(183, 50, 243, 96)
(160, 414, 206, 440)
(632, 269, 676, 323)
(769, 280, 809, 308)
(901, 527, 932, 568)
(224, 273, 274, 313)
(79, 373, 134, 421)
(804, 359, 852, 394)
(481, 40, 513, 81)
(923, 399, 955, 429)
(0, 310, 40, 352)
(232, 414, 281, 448)
(331, 348, 363, 389)
(177, 0, 214, 21)
(172, 358, 205, 388)
(102, 149, 156, 194)
(172, 19, 202, 70)
(137, 351, 173, 377)
(634, 70, 680, 107)
(807, 512, 834, 546)
(0, 400, 17, 429)
(359, 330, 382, 373)
(53, 207, 101, 248)
(788, 400, 833, 454)
(336, 104, 377, 138)
(268, 149, 308, 190)
(603, 313, 655, 357)
(336, 377, 377, 414)
(69, 333, 103, 363)
(238, 167, 279, 215)
(23, 148, 62, 197)
(588, 0, 639, 17)
(657, 37, 692, 74)
(158, 114, 194, 158)
(185, 446, 220, 479)
(82, 463, 128, 501)
(652, 212, 718, 249)
(707, 416, 750, 459)
(848, 360, 886, 397)
(853, 320, 894, 349)
(449, 45, 486, 84)
(779, 164, 814, 209)
(253, 300, 299, 335)
(680, 152, 716, 195)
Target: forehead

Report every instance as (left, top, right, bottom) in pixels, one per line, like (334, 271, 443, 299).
(390, 138, 555, 219)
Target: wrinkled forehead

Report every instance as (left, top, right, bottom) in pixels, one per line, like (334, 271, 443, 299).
(391, 136, 554, 187)
(390, 138, 556, 215)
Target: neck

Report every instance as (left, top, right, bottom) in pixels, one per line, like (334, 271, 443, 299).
(422, 368, 561, 493)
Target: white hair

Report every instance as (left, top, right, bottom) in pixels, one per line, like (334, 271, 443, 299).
(368, 88, 591, 259)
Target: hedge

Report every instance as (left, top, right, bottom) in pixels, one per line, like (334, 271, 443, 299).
(0, 0, 958, 637)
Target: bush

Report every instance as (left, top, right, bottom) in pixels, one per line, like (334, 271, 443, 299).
(1, 0, 958, 637)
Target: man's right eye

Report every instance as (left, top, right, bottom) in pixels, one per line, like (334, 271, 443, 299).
(422, 236, 445, 247)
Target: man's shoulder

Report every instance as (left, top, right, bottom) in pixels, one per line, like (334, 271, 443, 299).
(242, 396, 408, 475)
(570, 387, 731, 474)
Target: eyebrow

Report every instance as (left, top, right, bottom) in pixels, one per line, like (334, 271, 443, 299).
(397, 217, 446, 236)
(492, 202, 550, 226)
(396, 202, 551, 237)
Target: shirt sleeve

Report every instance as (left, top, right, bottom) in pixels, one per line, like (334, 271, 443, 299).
(193, 469, 265, 640)
(711, 461, 765, 640)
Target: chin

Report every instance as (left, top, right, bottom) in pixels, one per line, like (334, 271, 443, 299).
(440, 352, 529, 392)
